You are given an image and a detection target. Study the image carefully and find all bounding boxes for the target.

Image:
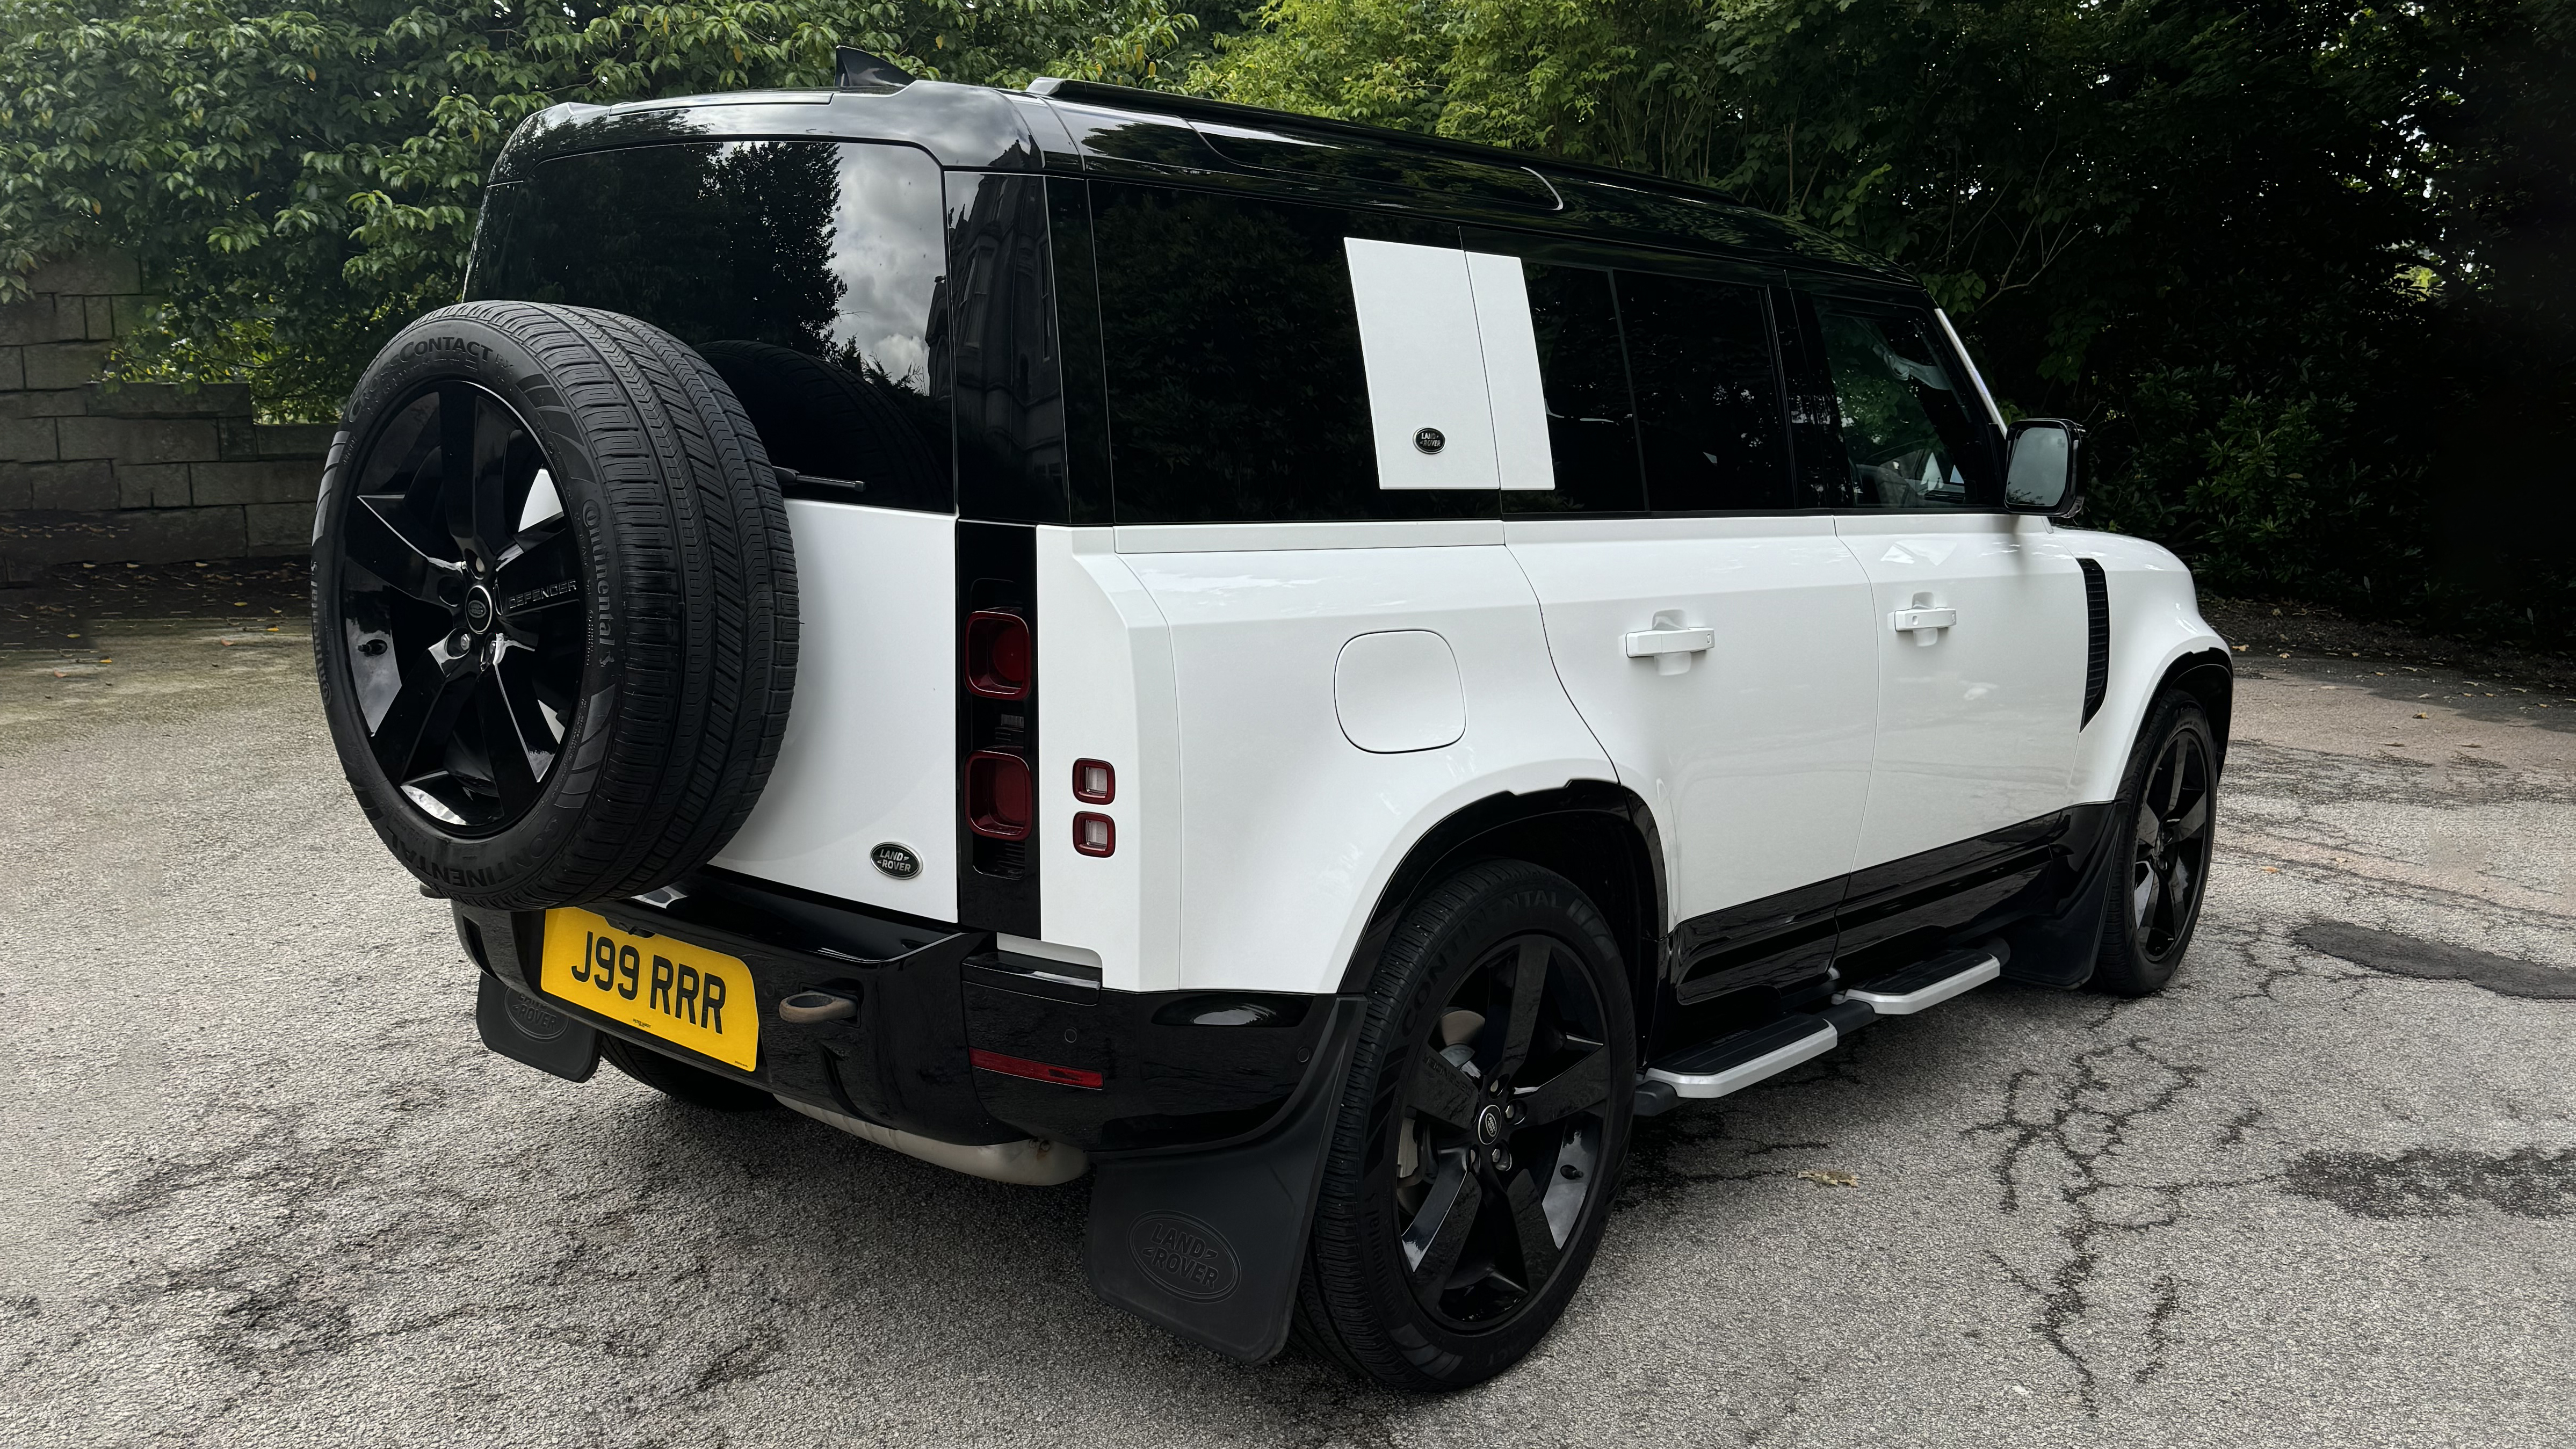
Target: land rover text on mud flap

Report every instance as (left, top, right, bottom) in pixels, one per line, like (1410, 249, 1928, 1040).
(310, 52, 2231, 1390)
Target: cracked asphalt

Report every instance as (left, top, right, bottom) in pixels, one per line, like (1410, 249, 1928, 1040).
(4, 611, 2572, 1447)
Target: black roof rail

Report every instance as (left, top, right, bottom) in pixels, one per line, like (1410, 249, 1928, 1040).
(1023, 77, 1755, 214)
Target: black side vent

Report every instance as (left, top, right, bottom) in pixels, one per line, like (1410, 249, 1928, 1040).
(2078, 557, 2109, 728)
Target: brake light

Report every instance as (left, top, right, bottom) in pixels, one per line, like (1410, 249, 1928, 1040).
(964, 610, 1031, 699)
(1072, 758, 1115, 803)
(1073, 812, 1115, 857)
(964, 751, 1032, 839)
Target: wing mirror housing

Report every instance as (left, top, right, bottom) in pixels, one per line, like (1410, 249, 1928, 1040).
(2005, 418, 2087, 519)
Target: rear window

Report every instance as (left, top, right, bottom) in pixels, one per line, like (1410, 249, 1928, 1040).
(466, 140, 953, 512)
(1087, 183, 1495, 525)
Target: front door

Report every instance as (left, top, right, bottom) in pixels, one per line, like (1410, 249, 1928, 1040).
(1790, 291, 2087, 874)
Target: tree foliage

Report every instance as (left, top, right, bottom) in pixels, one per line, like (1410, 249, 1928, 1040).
(0, 0, 1199, 416)
(1200, 0, 2576, 634)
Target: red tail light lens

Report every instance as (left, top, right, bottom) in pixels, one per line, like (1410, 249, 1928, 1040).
(964, 751, 1032, 839)
(964, 610, 1031, 699)
(1073, 811, 1115, 857)
(1072, 758, 1115, 804)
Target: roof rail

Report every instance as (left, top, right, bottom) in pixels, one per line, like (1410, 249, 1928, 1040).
(1023, 77, 1750, 212)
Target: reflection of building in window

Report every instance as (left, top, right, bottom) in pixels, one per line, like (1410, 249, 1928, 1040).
(949, 174, 1069, 523)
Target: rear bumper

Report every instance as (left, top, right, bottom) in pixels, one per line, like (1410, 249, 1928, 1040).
(457, 868, 1344, 1155)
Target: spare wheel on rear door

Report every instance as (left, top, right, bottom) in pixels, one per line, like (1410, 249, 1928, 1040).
(312, 302, 799, 909)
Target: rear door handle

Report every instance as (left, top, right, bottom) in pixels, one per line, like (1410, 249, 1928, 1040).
(1624, 612, 1714, 676)
(1890, 605, 1957, 645)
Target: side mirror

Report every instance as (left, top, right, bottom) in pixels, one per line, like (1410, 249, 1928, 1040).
(2006, 418, 2086, 519)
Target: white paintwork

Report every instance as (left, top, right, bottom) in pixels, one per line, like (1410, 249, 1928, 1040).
(1344, 237, 1501, 490)
(713, 501, 955, 915)
(1846, 954, 2000, 1013)
(1034, 527, 1182, 994)
(1646, 1023, 1839, 1098)
(1463, 252, 1554, 491)
(1836, 512, 2087, 869)
(2060, 527, 2230, 803)
(1334, 630, 1467, 754)
(1506, 513, 1879, 931)
(1124, 541, 1609, 994)
(1116, 518, 1501, 553)
(777, 1096, 1089, 1185)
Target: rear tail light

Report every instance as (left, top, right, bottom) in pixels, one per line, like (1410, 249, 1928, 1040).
(964, 751, 1032, 839)
(964, 610, 1031, 699)
(1072, 758, 1115, 803)
(1073, 812, 1115, 857)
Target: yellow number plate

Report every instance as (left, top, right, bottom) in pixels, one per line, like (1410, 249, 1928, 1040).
(541, 908, 760, 1073)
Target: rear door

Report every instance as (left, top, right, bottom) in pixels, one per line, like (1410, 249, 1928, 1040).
(1490, 247, 1879, 1033)
(1785, 287, 2087, 907)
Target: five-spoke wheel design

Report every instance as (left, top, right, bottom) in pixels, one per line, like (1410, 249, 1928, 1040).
(1395, 932, 1615, 1327)
(334, 382, 584, 835)
(2130, 723, 2213, 963)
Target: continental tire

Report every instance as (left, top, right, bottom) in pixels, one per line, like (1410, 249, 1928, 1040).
(2088, 688, 2218, 995)
(313, 303, 798, 909)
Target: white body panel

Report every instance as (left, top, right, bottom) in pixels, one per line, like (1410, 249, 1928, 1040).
(1033, 529, 1182, 994)
(1836, 512, 2087, 867)
(1506, 514, 1880, 926)
(1113, 521, 1610, 995)
(2061, 528, 2229, 802)
(714, 501, 955, 914)
(1344, 238, 1503, 490)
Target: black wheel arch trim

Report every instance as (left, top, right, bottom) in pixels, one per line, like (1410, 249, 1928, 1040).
(1330, 781, 1666, 1027)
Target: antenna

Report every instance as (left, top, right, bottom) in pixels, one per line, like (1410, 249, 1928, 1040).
(835, 46, 914, 92)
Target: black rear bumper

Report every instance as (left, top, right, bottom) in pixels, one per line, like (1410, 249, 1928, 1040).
(456, 868, 1345, 1156)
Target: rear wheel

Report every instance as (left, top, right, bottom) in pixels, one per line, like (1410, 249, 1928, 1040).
(600, 1035, 774, 1112)
(1294, 860, 1634, 1390)
(2091, 688, 2218, 995)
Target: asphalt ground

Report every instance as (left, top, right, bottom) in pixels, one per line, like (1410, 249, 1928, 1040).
(3, 590, 2572, 1447)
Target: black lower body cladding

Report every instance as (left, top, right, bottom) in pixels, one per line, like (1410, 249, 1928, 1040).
(313, 302, 798, 909)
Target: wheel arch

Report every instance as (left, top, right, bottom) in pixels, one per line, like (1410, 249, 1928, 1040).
(1333, 781, 1666, 1047)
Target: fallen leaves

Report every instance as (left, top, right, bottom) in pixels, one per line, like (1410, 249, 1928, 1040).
(1797, 1169, 1860, 1188)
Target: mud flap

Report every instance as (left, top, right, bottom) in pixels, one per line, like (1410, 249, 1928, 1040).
(1999, 803, 2118, 989)
(476, 970, 602, 1082)
(1083, 996, 1364, 1363)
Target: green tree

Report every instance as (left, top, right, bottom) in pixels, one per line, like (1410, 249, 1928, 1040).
(0, 0, 1198, 417)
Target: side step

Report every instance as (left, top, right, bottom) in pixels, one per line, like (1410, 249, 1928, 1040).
(1634, 946, 2002, 1114)
(1844, 946, 2001, 1015)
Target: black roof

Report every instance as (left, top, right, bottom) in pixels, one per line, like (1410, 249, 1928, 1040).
(492, 77, 1912, 286)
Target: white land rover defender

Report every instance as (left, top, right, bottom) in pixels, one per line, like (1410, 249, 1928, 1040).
(311, 53, 2230, 1390)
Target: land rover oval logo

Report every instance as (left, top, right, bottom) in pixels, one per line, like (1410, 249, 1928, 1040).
(871, 843, 921, 879)
(1128, 1212, 1239, 1302)
(1413, 426, 1446, 455)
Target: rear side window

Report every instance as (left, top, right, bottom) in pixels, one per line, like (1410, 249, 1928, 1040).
(1512, 263, 1645, 515)
(1799, 298, 1999, 510)
(466, 140, 953, 512)
(1616, 273, 1793, 512)
(1086, 183, 1494, 524)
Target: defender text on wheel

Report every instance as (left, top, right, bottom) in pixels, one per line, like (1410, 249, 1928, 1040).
(313, 55, 2232, 1390)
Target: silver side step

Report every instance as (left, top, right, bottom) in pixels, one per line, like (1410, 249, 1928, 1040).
(1844, 951, 2001, 1015)
(1646, 1018, 1840, 1100)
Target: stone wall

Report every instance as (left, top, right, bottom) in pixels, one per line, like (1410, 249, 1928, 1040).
(0, 253, 334, 582)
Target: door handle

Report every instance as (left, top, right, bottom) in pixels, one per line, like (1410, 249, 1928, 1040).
(1890, 604, 1956, 646)
(1624, 612, 1714, 676)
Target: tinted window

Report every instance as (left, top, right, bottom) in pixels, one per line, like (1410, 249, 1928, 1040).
(1087, 183, 1492, 524)
(1616, 272, 1793, 512)
(1806, 302, 1998, 510)
(1507, 263, 1644, 515)
(466, 141, 952, 512)
(951, 173, 1072, 523)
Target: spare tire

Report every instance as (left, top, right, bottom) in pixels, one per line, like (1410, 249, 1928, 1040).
(312, 302, 798, 909)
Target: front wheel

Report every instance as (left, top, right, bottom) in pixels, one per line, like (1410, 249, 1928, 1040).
(1293, 860, 1635, 1390)
(2091, 688, 2219, 995)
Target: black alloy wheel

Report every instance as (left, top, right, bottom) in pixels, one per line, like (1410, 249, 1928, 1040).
(2130, 723, 2213, 963)
(335, 383, 583, 836)
(1295, 859, 1635, 1390)
(1397, 933, 1615, 1328)
(2092, 689, 2218, 995)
